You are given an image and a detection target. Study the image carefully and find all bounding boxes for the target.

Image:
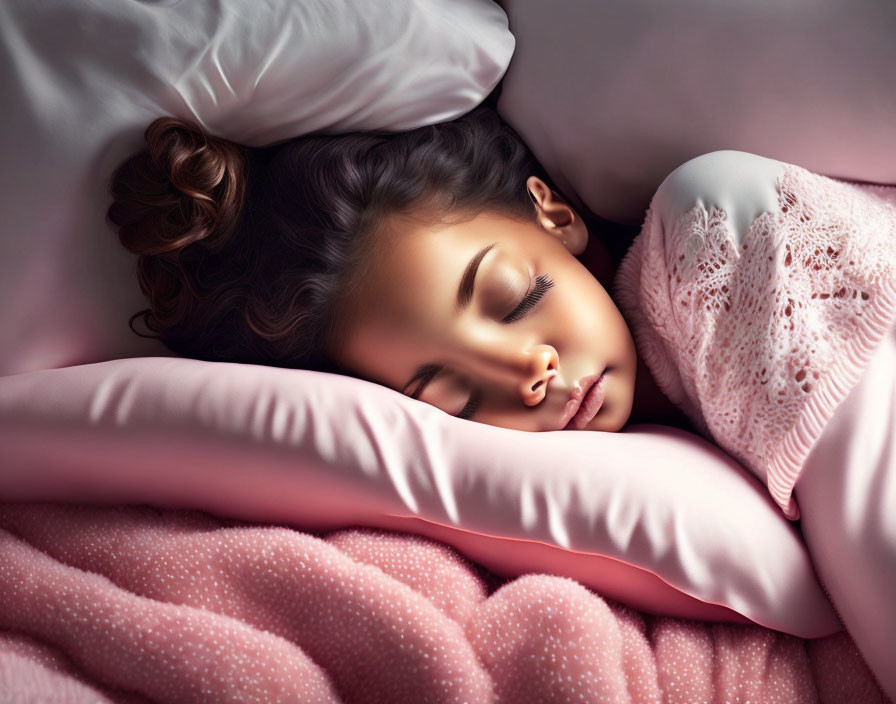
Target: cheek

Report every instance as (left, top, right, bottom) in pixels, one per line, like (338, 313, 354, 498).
(419, 376, 469, 416)
(548, 279, 615, 349)
(592, 286, 633, 349)
(478, 405, 544, 432)
(586, 368, 628, 432)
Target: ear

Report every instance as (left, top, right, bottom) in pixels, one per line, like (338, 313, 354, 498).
(526, 176, 588, 256)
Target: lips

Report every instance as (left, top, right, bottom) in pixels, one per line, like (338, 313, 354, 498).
(560, 370, 607, 430)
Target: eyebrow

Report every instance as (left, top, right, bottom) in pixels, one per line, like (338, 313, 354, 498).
(457, 242, 497, 313)
(401, 242, 498, 399)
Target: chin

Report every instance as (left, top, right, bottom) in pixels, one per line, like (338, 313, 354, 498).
(586, 415, 619, 433)
(586, 403, 629, 433)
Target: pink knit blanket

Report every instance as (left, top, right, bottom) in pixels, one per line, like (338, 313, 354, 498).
(0, 502, 889, 703)
(614, 163, 896, 520)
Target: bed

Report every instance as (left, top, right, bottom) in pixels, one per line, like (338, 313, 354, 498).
(2, 1, 895, 701)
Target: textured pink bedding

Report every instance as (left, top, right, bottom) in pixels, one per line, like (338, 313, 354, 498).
(796, 320, 896, 699)
(0, 502, 889, 703)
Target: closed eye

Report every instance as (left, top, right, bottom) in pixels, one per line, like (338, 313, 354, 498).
(456, 273, 554, 420)
(454, 273, 555, 420)
(502, 273, 554, 323)
(456, 388, 482, 420)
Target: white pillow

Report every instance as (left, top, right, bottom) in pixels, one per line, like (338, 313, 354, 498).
(0, 356, 841, 638)
(496, 0, 896, 225)
(0, 0, 513, 376)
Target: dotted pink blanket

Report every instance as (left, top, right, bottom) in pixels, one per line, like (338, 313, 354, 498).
(0, 503, 888, 703)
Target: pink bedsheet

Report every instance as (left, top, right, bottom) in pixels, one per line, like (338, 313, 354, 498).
(796, 320, 896, 699)
(0, 502, 889, 703)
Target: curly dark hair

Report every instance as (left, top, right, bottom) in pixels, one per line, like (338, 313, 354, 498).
(106, 106, 553, 374)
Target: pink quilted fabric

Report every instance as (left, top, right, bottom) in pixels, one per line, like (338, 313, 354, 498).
(614, 164, 896, 519)
(0, 502, 889, 703)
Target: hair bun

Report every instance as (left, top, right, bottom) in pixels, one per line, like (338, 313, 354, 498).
(107, 117, 246, 257)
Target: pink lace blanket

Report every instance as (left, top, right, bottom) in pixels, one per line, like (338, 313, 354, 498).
(614, 164, 896, 519)
(0, 502, 889, 703)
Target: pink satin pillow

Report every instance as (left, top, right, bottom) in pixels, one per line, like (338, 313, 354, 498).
(0, 357, 840, 637)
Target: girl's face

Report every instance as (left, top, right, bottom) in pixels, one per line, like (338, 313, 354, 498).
(328, 177, 639, 432)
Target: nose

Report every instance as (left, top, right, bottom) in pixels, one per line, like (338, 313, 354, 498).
(519, 344, 560, 406)
(463, 341, 560, 407)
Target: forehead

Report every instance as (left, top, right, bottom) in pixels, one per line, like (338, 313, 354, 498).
(333, 212, 533, 385)
(358, 212, 525, 322)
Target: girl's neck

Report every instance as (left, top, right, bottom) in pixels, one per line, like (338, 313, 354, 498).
(628, 352, 696, 432)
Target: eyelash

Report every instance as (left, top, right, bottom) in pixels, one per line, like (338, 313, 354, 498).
(457, 272, 554, 420)
(502, 273, 554, 324)
(456, 388, 481, 420)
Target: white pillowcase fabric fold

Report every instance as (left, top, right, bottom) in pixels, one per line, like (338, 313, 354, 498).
(0, 0, 513, 376)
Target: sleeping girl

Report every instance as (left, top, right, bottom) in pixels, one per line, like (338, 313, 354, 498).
(107, 104, 896, 519)
(108, 104, 896, 697)
(107, 106, 694, 437)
